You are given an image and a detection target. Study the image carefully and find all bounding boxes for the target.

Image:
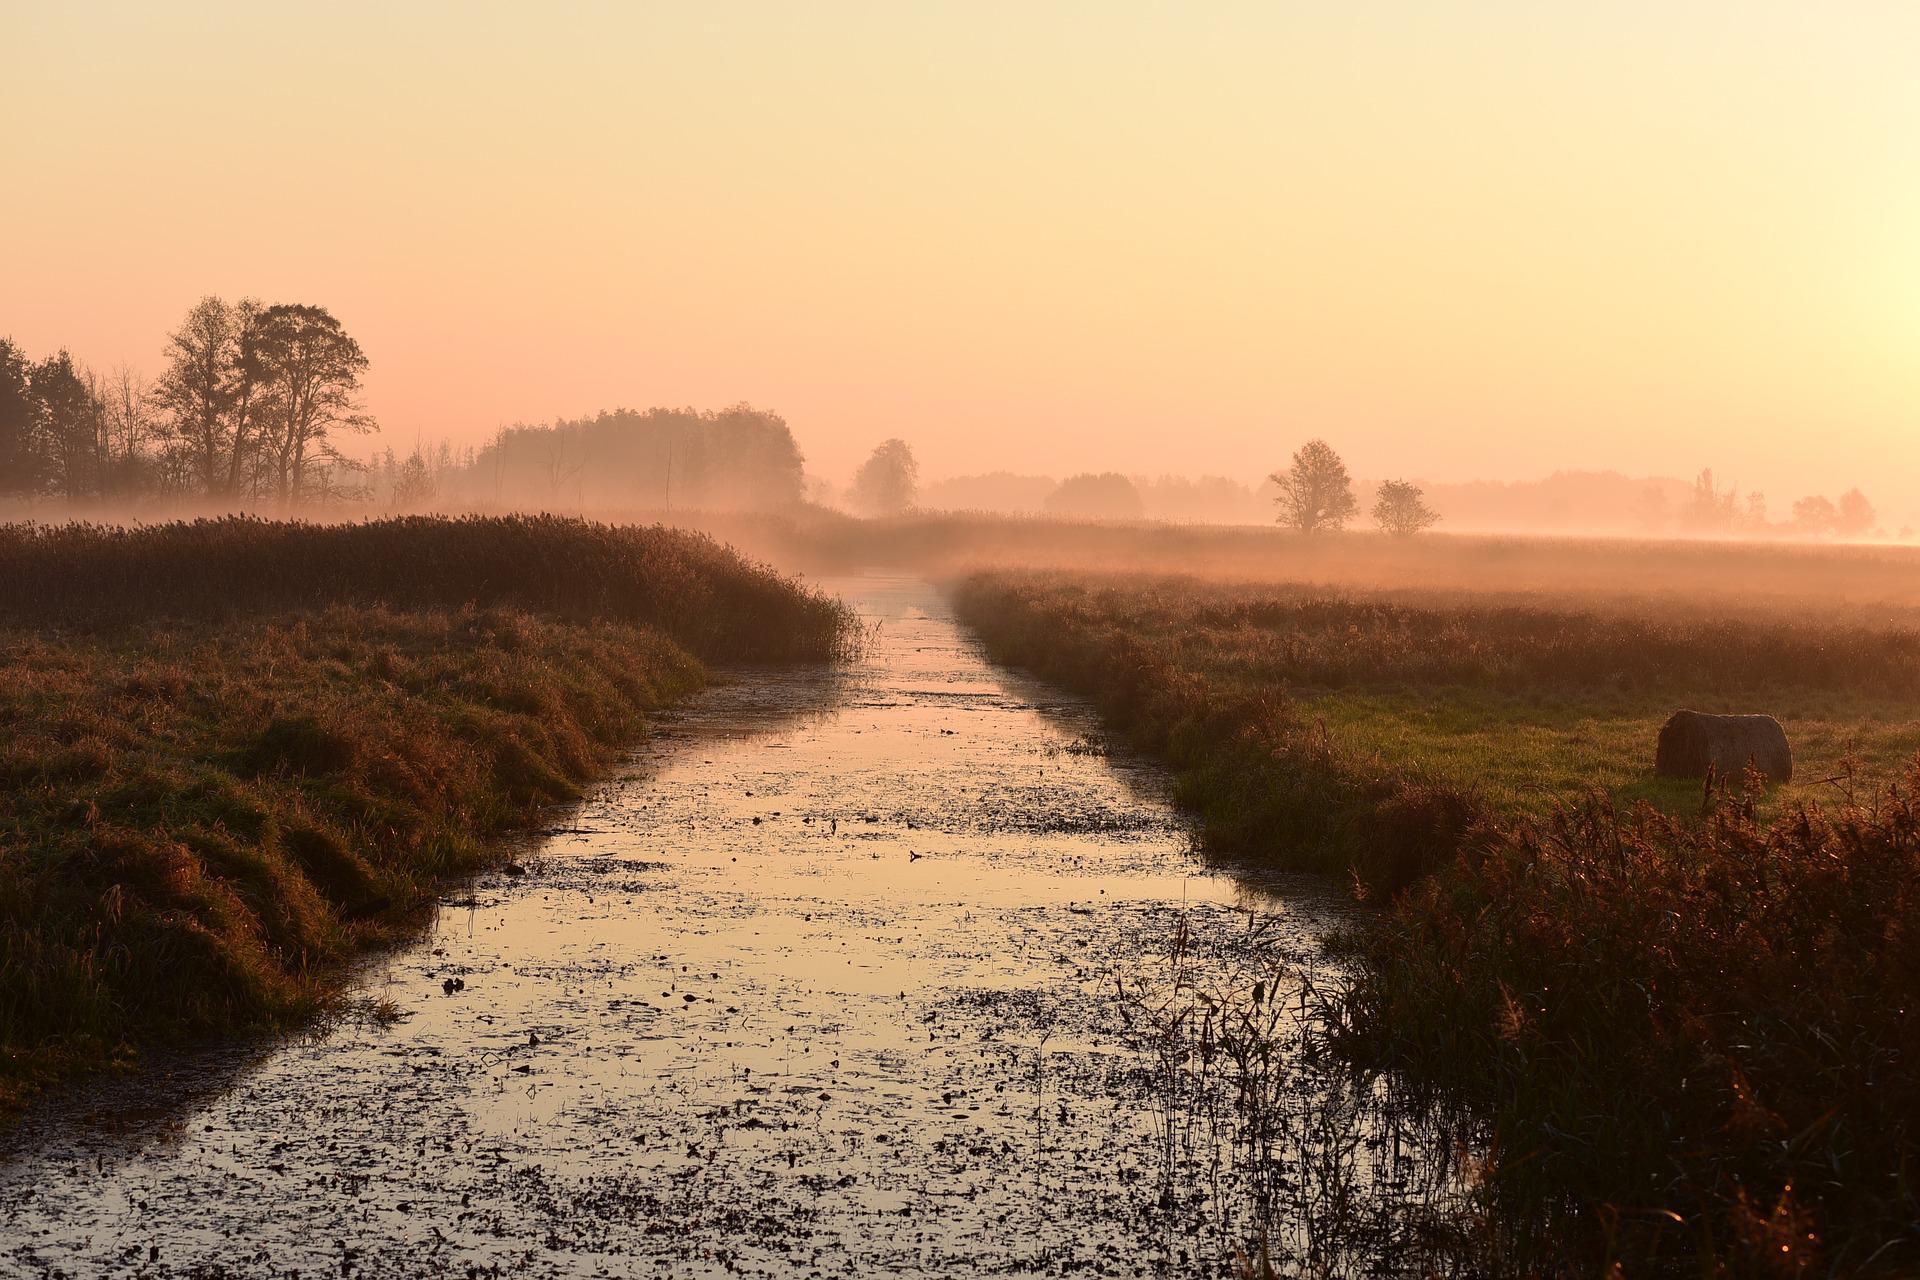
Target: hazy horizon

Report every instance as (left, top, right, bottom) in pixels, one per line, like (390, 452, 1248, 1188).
(6, 2, 1916, 514)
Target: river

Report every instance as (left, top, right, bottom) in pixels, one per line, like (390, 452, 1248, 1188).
(0, 575, 1463, 1278)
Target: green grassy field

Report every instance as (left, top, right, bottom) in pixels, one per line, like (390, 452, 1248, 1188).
(1303, 684, 1917, 818)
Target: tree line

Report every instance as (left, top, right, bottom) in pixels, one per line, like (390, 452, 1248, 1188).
(1666, 468, 1880, 538)
(0, 297, 374, 504)
(1269, 443, 1886, 540)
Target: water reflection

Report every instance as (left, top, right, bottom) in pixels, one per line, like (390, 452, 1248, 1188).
(1, 573, 1473, 1278)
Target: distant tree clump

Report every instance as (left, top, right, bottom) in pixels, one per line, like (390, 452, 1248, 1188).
(1270, 440, 1357, 533)
(2, 296, 376, 508)
(1681, 468, 1737, 534)
(1836, 488, 1875, 537)
(1044, 472, 1145, 521)
(468, 405, 805, 510)
(848, 438, 919, 515)
(1372, 479, 1440, 537)
(1792, 494, 1839, 536)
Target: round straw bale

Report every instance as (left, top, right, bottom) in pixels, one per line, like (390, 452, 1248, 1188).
(1653, 710, 1792, 784)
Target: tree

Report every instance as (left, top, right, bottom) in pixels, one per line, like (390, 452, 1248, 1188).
(392, 446, 437, 507)
(849, 438, 918, 515)
(224, 298, 269, 496)
(1681, 468, 1736, 534)
(1270, 440, 1357, 533)
(154, 296, 242, 494)
(1372, 478, 1440, 537)
(100, 365, 160, 495)
(30, 350, 103, 500)
(0, 338, 42, 496)
(253, 304, 374, 504)
(1835, 488, 1875, 537)
(1044, 472, 1145, 521)
(1792, 494, 1838, 535)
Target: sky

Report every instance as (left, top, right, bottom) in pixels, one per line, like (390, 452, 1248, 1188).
(3, 1, 1917, 510)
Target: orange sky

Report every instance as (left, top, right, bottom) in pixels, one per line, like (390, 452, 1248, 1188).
(3, 2, 1916, 512)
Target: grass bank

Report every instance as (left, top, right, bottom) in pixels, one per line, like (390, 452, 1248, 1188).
(0, 516, 856, 1108)
(952, 569, 1919, 1275)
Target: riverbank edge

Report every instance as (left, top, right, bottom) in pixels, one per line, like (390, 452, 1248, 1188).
(0, 608, 724, 1114)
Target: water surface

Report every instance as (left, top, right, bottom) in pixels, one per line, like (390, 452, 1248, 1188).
(1, 575, 1453, 1278)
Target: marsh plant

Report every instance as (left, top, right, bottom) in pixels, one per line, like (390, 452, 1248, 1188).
(1113, 910, 1484, 1278)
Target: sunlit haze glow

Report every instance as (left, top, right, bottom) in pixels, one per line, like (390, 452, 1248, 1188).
(4, 2, 1916, 512)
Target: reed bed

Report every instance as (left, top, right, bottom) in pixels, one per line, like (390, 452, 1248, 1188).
(0, 517, 857, 1106)
(0, 514, 855, 662)
(953, 568, 1920, 1274)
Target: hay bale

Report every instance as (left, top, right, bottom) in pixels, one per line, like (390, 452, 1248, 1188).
(1654, 710, 1793, 784)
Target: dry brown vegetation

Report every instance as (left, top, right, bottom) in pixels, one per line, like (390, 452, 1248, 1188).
(0, 516, 855, 1107)
(953, 567, 1920, 1275)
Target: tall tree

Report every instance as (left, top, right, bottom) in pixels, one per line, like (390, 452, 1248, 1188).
(225, 298, 270, 496)
(253, 304, 373, 504)
(849, 438, 919, 515)
(30, 350, 103, 500)
(1270, 439, 1357, 533)
(154, 296, 241, 494)
(1372, 478, 1440, 537)
(0, 338, 41, 496)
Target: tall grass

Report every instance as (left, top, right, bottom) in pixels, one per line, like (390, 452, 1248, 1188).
(953, 568, 1920, 1272)
(0, 514, 855, 662)
(0, 517, 857, 1107)
(1342, 779, 1920, 1274)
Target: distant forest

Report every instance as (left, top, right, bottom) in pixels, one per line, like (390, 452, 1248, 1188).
(449, 407, 806, 510)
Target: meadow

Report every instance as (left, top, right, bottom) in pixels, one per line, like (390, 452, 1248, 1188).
(0, 516, 856, 1107)
(952, 566, 1920, 1275)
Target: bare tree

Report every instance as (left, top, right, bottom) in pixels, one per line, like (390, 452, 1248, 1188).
(392, 446, 438, 507)
(154, 296, 240, 494)
(101, 364, 159, 494)
(1372, 478, 1440, 537)
(1270, 439, 1357, 533)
